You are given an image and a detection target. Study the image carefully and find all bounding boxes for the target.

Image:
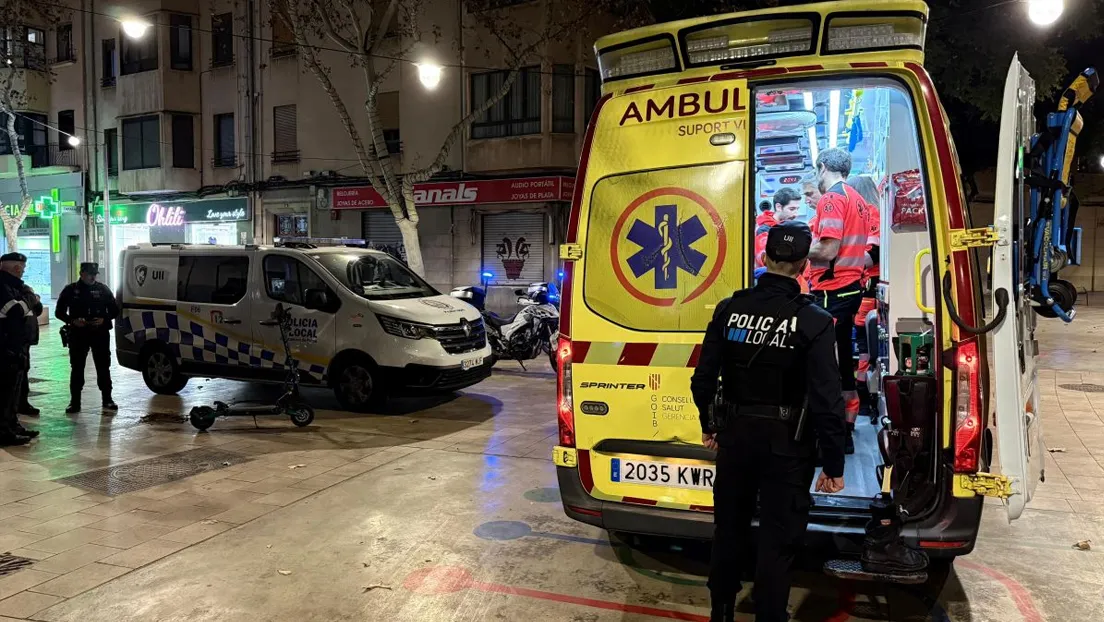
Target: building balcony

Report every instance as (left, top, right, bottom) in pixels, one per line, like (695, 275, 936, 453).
(0, 144, 84, 174)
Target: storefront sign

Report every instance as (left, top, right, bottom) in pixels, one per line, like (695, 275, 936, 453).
(108, 197, 251, 226)
(331, 176, 575, 209)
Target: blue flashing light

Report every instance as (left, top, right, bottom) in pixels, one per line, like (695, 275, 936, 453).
(557, 270, 565, 279)
(481, 271, 494, 279)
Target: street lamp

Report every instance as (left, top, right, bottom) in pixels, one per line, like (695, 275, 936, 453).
(1026, 0, 1064, 26)
(417, 62, 442, 90)
(66, 135, 81, 147)
(121, 18, 151, 39)
(1098, 154, 1104, 171)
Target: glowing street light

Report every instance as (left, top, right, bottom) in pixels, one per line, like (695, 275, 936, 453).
(121, 18, 151, 39)
(1098, 154, 1104, 171)
(66, 135, 81, 147)
(1026, 0, 1064, 26)
(417, 62, 443, 90)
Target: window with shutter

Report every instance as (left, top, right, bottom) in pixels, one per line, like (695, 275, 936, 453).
(122, 115, 160, 170)
(212, 14, 233, 66)
(272, 105, 298, 163)
(471, 66, 541, 139)
(101, 38, 116, 86)
(552, 65, 574, 133)
(361, 210, 406, 262)
(172, 114, 194, 168)
(214, 113, 235, 167)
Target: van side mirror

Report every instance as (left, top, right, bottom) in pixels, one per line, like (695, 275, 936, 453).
(304, 288, 330, 311)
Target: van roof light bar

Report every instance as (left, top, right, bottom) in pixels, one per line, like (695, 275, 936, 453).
(274, 236, 370, 248)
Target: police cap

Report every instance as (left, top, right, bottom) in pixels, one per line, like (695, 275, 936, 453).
(765, 221, 812, 263)
(80, 262, 99, 275)
(0, 252, 26, 262)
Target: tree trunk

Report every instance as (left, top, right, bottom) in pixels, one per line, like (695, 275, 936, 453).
(1, 110, 32, 253)
(396, 185, 425, 277)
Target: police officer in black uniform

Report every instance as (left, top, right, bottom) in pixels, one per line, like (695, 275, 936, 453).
(691, 222, 848, 622)
(56, 263, 119, 414)
(0, 252, 39, 445)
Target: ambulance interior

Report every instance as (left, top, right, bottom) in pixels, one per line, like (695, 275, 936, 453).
(751, 77, 938, 508)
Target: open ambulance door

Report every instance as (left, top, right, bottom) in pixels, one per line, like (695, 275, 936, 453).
(990, 54, 1045, 521)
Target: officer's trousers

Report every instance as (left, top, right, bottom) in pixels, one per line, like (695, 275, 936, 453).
(69, 329, 112, 403)
(0, 364, 25, 435)
(709, 424, 816, 622)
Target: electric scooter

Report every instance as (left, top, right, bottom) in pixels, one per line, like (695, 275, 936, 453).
(188, 303, 315, 431)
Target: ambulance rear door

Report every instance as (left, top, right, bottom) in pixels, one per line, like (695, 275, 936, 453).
(990, 54, 1045, 521)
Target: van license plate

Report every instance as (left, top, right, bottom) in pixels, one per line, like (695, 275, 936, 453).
(461, 357, 483, 370)
(610, 458, 715, 491)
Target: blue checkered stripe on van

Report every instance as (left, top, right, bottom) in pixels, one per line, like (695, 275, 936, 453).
(118, 310, 327, 380)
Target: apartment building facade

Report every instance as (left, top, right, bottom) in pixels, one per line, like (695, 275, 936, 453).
(1, 0, 607, 300)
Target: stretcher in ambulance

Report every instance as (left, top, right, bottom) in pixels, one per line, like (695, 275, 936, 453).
(552, 0, 1087, 566)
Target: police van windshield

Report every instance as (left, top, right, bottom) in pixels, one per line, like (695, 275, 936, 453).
(312, 253, 438, 300)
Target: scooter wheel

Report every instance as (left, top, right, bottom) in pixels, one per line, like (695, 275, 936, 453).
(189, 406, 217, 432)
(288, 404, 315, 428)
(1034, 279, 1077, 318)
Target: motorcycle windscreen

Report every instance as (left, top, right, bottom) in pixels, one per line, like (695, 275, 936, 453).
(991, 54, 1045, 521)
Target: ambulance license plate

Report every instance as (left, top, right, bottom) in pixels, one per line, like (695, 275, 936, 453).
(461, 356, 484, 370)
(610, 458, 715, 490)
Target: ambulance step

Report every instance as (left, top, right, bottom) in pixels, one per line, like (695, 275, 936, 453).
(823, 559, 928, 584)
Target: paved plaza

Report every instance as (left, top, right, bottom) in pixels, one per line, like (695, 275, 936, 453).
(1, 309, 1103, 621)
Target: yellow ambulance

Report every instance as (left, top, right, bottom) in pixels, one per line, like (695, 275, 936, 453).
(553, 0, 1056, 564)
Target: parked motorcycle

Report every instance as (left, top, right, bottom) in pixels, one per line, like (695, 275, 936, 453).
(450, 282, 559, 371)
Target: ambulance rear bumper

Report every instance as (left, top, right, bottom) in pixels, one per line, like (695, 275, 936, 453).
(557, 465, 982, 557)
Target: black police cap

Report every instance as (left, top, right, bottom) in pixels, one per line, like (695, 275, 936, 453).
(0, 252, 26, 262)
(80, 262, 99, 274)
(765, 221, 812, 263)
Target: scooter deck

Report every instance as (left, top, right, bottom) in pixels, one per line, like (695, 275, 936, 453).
(823, 559, 928, 584)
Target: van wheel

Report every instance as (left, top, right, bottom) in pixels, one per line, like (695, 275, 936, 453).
(142, 347, 188, 395)
(333, 359, 383, 413)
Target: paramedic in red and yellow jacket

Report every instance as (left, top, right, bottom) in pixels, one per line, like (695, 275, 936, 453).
(807, 148, 870, 455)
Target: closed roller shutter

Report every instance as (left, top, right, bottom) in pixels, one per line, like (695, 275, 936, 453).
(361, 210, 406, 261)
(482, 212, 545, 284)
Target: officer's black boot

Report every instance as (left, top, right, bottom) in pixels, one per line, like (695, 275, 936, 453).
(709, 599, 736, 622)
(102, 394, 118, 411)
(861, 494, 928, 575)
(65, 403, 80, 415)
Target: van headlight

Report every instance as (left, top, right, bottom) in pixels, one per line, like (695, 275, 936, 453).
(377, 315, 437, 340)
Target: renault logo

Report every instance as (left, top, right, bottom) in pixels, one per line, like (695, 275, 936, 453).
(461, 319, 471, 337)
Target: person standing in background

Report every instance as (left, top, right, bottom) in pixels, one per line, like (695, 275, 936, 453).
(17, 282, 42, 417)
(806, 148, 871, 455)
(56, 263, 119, 414)
(754, 188, 803, 269)
(847, 175, 883, 423)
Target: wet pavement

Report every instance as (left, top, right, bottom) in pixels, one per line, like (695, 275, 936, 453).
(1, 312, 1103, 621)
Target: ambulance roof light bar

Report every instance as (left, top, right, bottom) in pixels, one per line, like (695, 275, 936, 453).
(684, 22, 814, 66)
(823, 14, 927, 54)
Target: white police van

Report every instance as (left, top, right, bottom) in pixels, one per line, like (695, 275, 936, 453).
(115, 240, 492, 411)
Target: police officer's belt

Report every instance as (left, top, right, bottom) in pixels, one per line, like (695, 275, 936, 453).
(718, 403, 804, 422)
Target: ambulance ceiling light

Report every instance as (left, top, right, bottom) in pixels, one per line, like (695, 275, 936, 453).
(828, 90, 840, 149)
(686, 26, 812, 64)
(604, 46, 677, 79)
(807, 125, 819, 162)
(826, 23, 924, 52)
(803, 91, 814, 111)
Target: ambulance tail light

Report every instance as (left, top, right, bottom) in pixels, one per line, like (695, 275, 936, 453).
(954, 338, 982, 473)
(557, 337, 575, 447)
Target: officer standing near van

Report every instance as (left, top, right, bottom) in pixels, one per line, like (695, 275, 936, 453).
(691, 222, 847, 622)
(0, 253, 39, 445)
(56, 263, 119, 414)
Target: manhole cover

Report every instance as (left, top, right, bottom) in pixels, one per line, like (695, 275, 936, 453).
(139, 412, 188, 424)
(0, 554, 33, 577)
(1059, 383, 1104, 393)
(55, 448, 245, 496)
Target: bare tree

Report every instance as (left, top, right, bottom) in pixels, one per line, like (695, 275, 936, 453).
(0, 0, 67, 252)
(269, 0, 611, 276)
